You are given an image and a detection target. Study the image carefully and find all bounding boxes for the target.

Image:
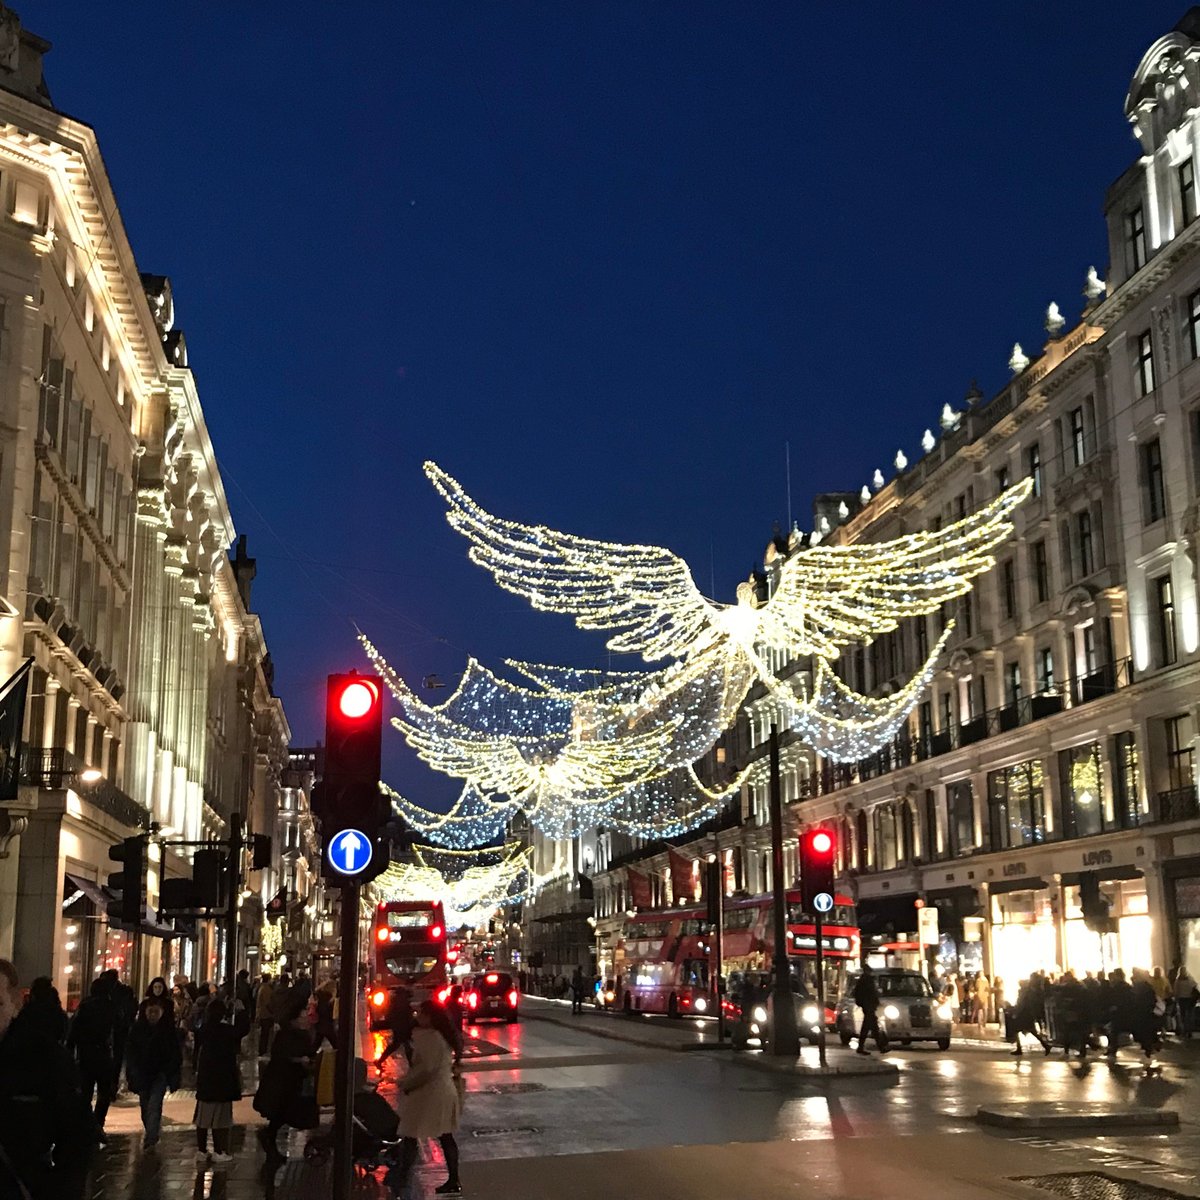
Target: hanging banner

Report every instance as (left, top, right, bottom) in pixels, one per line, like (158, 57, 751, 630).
(668, 849, 694, 904)
(627, 868, 652, 910)
(918, 904, 940, 947)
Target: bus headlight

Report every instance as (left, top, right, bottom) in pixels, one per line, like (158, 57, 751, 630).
(694, 997, 707, 1013)
(753, 1005, 768, 1023)
(750, 1022, 760, 1034)
(802, 1004, 819, 1025)
(884, 1005, 900, 1020)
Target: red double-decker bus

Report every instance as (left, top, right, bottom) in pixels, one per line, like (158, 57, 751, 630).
(618, 890, 859, 1021)
(368, 900, 448, 1028)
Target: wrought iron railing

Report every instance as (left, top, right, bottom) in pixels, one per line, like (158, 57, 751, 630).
(1156, 785, 1199, 824)
(21, 745, 148, 830)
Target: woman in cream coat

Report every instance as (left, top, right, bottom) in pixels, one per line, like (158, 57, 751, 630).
(393, 1000, 463, 1195)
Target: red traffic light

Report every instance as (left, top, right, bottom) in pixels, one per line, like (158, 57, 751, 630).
(337, 678, 379, 720)
(809, 830, 833, 856)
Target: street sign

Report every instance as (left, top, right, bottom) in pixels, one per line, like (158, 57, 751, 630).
(812, 891, 833, 914)
(918, 904, 940, 946)
(327, 828, 373, 877)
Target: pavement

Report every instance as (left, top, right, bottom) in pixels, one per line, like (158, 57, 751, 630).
(81, 1005, 1200, 1199)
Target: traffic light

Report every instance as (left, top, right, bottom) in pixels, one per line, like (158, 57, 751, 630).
(320, 673, 388, 884)
(106, 835, 146, 927)
(1079, 872, 1113, 932)
(799, 827, 836, 916)
(251, 834, 272, 871)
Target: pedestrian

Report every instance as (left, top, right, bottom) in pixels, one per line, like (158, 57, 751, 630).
(124, 997, 182, 1149)
(312, 981, 336, 1050)
(518, 968, 528, 993)
(189, 981, 214, 1071)
(66, 974, 117, 1141)
(100, 969, 136, 1091)
(20, 976, 68, 1045)
(571, 966, 585, 1015)
(235, 969, 254, 1017)
(193, 996, 251, 1164)
(293, 970, 313, 1007)
(1130, 968, 1162, 1060)
(255, 973, 275, 1059)
(144, 976, 174, 1020)
(1173, 963, 1197, 1037)
(254, 1001, 318, 1163)
(1106, 968, 1135, 1055)
(1008, 976, 1051, 1056)
(1054, 972, 1090, 1060)
(446, 984, 465, 1037)
(973, 974, 991, 1026)
(390, 1000, 463, 1196)
(377, 985, 415, 1069)
(853, 964, 887, 1055)
(0, 958, 96, 1200)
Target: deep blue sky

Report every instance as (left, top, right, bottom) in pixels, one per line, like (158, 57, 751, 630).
(32, 2, 1185, 802)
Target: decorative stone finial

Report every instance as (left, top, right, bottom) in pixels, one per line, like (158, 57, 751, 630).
(837, 500, 849, 519)
(860, 484, 871, 504)
(1045, 302, 1065, 338)
(894, 449, 908, 472)
(1084, 266, 1106, 303)
(809, 529, 822, 547)
(819, 515, 830, 535)
(1009, 343, 1029, 374)
(921, 429, 935, 453)
(940, 402, 960, 431)
(872, 468, 885, 490)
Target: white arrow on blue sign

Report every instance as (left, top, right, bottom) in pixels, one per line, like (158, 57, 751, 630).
(327, 828, 373, 877)
(812, 891, 834, 914)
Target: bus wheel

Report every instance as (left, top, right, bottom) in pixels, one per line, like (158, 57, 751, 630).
(668, 995, 679, 1020)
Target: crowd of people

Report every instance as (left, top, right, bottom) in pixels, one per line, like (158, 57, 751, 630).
(0, 958, 465, 1199)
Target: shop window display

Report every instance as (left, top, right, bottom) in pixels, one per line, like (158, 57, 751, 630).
(987, 759, 1047, 848)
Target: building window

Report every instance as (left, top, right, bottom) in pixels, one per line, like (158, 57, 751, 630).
(1126, 204, 1147, 273)
(1027, 442, 1042, 497)
(1077, 510, 1095, 576)
(960, 591, 974, 637)
(1142, 437, 1166, 524)
(1154, 573, 1178, 666)
(1032, 540, 1050, 603)
(1166, 714, 1195, 792)
(1113, 731, 1141, 828)
(1182, 158, 1197, 227)
(914, 613, 928, 662)
(918, 700, 932, 746)
(1004, 660, 1022, 705)
(947, 781, 974, 856)
(1190, 290, 1200, 361)
(1069, 407, 1086, 467)
(1060, 741, 1104, 839)
(874, 805, 898, 872)
(1037, 646, 1054, 693)
(938, 691, 953, 732)
(923, 788, 941, 860)
(1080, 622, 1098, 675)
(1135, 330, 1156, 396)
(995, 464, 1010, 494)
(987, 759, 1047, 849)
(1001, 559, 1016, 620)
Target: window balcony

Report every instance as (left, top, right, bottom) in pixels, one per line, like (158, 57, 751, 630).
(21, 745, 148, 830)
(1156, 785, 1199, 824)
(1068, 657, 1134, 706)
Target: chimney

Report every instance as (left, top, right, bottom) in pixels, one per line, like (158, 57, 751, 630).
(232, 534, 256, 610)
(0, 6, 53, 109)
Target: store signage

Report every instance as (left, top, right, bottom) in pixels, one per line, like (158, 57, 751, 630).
(1081, 849, 1113, 867)
(1002, 861, 1028, 877)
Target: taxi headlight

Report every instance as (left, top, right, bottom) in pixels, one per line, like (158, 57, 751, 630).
(694, 997, 708, 1013)
(937, 1004, 953, 1021)
(884, 1004, 901, 1020)
(750, 1022, 760, 1034)
(752, 1005, 768, 1023)
(801, 1004, 819, 1025)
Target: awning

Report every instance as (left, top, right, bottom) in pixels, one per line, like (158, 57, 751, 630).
(63, 872, 111, 911)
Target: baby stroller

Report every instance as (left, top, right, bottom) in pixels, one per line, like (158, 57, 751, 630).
(304, 1060, 402, 1173)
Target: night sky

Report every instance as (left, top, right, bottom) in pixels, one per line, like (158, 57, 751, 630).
(32, 3, 1186, 802)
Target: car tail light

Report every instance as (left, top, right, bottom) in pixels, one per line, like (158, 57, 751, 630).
(485, 973, 499, 984)
(371, 990, 386, 1008)
(681, 995, 691, 1006)
(376, 927, 389, 943)
(508, 989, 519, 1006)
(431, 924, 443, 940)
(436, 986, 451, 1004)
(467, 992, 478, 1009)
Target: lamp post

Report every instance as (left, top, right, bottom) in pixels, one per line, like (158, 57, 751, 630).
(769, 725, 799, 1056)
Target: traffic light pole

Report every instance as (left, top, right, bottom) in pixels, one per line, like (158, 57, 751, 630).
(332, 884, 360, 1200)
(706, 857, 725, 1042)
(768, 726, 799, 1057)
(815, 912, 827, 1068)
(224, 813, 242, 992)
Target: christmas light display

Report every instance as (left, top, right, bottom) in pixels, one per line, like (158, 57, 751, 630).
(425, 461, 1031, 671)
(384, 782, 515, 850)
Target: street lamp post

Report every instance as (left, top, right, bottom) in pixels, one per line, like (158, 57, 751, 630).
(769, 725, 799, 1056)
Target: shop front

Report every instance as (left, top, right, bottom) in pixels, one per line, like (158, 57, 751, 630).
(989, 878, 1057, 985)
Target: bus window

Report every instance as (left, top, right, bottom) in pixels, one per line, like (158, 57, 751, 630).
(386, 908, 439, 928)
(681, 959, 708, 988)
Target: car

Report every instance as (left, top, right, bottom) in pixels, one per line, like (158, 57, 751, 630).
(724, 970, 823, 1050)
(835, 969, 953, 1050)
(464, 971, 520, 1023)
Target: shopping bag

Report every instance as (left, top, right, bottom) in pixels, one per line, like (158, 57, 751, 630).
(317, 1047, 336, 1108)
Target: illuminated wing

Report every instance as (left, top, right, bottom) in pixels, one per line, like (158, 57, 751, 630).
(426, 461, 716, 662)
(767, 479, 1032, 660)
(396, 717, 678, 799)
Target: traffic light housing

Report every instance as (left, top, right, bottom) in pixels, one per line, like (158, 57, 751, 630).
(319, 673, 388, 883)
(251, 833, 272, 871)
(799, 827, 836, 915)
(106, 835, 146, 927)
(1079, 871, 1113, 932)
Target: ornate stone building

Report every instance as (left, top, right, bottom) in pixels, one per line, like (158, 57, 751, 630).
(590, 10, 1200, 995)
(0, 6, 299, 999)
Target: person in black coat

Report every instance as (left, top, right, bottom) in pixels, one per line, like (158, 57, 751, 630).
(125, 997, 182, 1149)
(192, 997, 251, 1163)
(1106, 968, 1135, 1056)
(0, 958, 96, 1200)
(144, 977, 174, 1021)
(66, 975, 117, 1140)
(21, 977, 68, 1046)
(854, 965, 887, 1054)
(254, 1003, 317, 1163)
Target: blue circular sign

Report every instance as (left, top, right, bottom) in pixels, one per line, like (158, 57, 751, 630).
(327, 828, 373, 877)
(812, 891, 834, 914)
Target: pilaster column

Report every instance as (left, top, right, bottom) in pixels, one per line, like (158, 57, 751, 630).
(42, 677, 59, 749)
